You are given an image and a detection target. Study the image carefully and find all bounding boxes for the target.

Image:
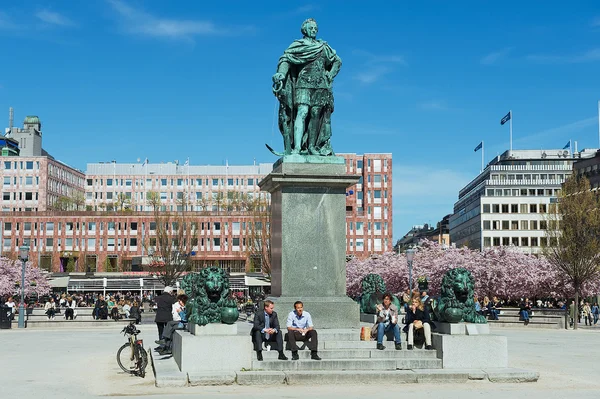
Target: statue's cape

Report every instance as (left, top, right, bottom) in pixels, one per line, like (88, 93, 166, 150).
(278, 38, 337, 68)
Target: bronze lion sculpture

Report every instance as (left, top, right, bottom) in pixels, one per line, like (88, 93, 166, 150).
(359, 273, 401, 314)
(434, 268, 487, 324)
(180, 267, 238, 326)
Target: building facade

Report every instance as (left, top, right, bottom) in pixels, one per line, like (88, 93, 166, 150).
(449, 149, 595, 253)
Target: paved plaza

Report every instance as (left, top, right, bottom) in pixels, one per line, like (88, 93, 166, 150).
(1, 323, 599, 398)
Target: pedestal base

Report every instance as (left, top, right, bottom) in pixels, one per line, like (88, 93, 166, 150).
(432, 333, 508, 369)
(172, 328, 252, 372)
(436, 322, 490, 335)
(268, 296, 360, 329)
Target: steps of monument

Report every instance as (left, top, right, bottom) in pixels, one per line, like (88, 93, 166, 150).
(496, 315, 563, 323)
(302, 329, 360, 341)
(261, 347, 438, 360)
(11, 319, 134, 328)
(21, 314, 132, 321)
(488, 320, 561, 329)
(251, 357, 441, 371)
(319, 340, 407, 349)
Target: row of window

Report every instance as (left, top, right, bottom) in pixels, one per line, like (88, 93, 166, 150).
(3, 160, 37, 170)
(347, 221, 389, 231)
(489, 173, 567, 181)
(345, 158, 389, 172)
(483, 220, 551, 230)
(486, 188, 561, 197)
(3, 176, 40, 186)
(483, 203, 549, 214)
(2, 192, 38, 201)
(3, 221, 262, 233)
(347, 237, 388, 251)
(483, 236, 556, 247)
(48, 163, 85, 186)
(86, 190, 267, 201)
(87, 177, 258, 188)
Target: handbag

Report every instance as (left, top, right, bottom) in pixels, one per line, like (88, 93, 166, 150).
(360, 326, 371, 341)
(413, 320, 423, 329)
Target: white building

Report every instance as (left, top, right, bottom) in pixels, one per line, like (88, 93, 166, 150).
(449, 149, 596, 253)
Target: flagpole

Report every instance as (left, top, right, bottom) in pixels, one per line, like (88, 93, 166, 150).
(509, 110, 513, 153)
(482, 141, 484, 172)
(597, 100, 600, 148)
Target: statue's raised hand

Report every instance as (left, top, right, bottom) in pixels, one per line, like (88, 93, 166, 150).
(272, 72, 285, 83)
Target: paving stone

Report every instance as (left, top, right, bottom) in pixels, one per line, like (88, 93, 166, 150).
(484, 368, 540, 383)
(236, 371, 286, 385)
(284, 370, 418, 385)
(188, 371, 236, 386)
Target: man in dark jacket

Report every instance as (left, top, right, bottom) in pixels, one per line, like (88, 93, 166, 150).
(251, 300, 288, 361)
(154, 286, 176, 340)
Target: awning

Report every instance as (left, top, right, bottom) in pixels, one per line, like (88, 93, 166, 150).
(49, 276, 70, 288)
(244, 276, 271, 287)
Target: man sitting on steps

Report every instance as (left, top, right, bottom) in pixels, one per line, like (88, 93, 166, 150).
(286, 301, 321, 361)
(251, 300, 288, 361)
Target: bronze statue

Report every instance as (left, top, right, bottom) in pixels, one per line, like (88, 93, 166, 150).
(268, 19, 342, 157)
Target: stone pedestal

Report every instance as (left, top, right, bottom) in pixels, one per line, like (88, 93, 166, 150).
(432, 323, 507, 369)
(259, 159, 360, 328)
(172, 324, 252, 372)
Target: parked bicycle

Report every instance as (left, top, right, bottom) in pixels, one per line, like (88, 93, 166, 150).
(116, 321, 147, 378)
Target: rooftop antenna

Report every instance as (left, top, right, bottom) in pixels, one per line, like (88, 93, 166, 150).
(7, 107, 14, 137)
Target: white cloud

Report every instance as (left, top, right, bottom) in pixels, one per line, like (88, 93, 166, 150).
(352, 50, 407, 84)
(513, 116, 597, 146)
(35, 10, 76, 27)
(107, 0, 253, 41)
(392, 165, 471, 237)
(418, 100, 448, 111)
(480, 48, 512, 65)
(526, 48, 600, 64)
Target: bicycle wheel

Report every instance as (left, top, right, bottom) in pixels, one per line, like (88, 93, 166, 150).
(135, 344, 148, 378)
(116, 343, 136, 374)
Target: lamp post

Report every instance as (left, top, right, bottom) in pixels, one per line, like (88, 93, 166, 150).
(18, 246, 30, 329)
(406, 248, 416, 291)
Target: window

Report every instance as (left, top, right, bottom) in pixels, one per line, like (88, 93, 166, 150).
(521, 221, 528, 230)
(539, 204, 547, 213)
(228, 178, 234, 186)
(520, 204, 528, 213)
(46, 238, 53, 246)
(484, 237, 491, 247)
(177, 179, 183, 186)
(3, 161, 10, 170)
(502, 237, 510, 246)
(108, 222, 115, 231)
(161, 179, 167, 186)
(531, 237, 539, 247)
(3, 222, 10, 231)
(493, 237, 500, 246)
(108, 238, 115, 248)
(24, 222, 31, 231)
(483, 221, 491, 230)
(213, 237, 221, 246)
(356, 222, 364, 231)
(2, 193, 9, 201)
(511, 221, 518, 230)
(483, 204, 490, 213)
(248, 178, 254, 186)
(150, 222, 156, 231)
(88, 222, 96, 231)
(212, 178, 219, 186)
(511, 204, 518, 213)
(3, 177, 9, 185)
(130, 238, 137, 246)
(530, 204, 537, 213)
(65, 238, 73, 247)
(521, 237, 529, 247)
(130, 222, 137, 231)
(502, 221, 509, 230)
(26, 161, 33, 170)
(374, 190, 381, 199)
(501, 204, 509, 213)
(25, 176, 33, 185)
(511, 237, 519, 246)
(214, 222, 221, 231)
(540, 221, 548, 230)
(87, 238, 96, 249)
(492, 204, 500, 213)
(25, 192, 32, 200)
(232, 237, 240, 246)
(531, 220, 538, 230)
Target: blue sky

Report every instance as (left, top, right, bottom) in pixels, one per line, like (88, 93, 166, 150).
(1, 1, 600, 241)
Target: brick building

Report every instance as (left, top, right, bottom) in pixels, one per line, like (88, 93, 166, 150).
(1, 114, 393, 275)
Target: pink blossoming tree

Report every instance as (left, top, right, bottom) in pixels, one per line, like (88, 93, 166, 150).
(0, 257, 51, 298)
(347, 241, 600, 301)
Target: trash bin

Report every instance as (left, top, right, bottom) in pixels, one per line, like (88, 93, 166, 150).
(0, 305, 12, 329)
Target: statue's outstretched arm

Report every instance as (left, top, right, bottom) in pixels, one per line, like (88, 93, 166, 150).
(329, 56, 342, 81)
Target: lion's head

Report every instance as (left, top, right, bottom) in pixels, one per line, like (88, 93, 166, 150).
(440, 268, 475, 306)
(361, 274, 386, 297)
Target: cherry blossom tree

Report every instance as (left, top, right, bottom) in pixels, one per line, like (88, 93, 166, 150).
(346, 241, 600, 301)
(0, 257, 51, 298)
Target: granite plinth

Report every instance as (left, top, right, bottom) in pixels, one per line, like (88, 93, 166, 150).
(172, 329, 252, 373)
(268, 296, 360, 329)
(432, 333, 508, 369)
(436, 322, 490, 335)
(260, 162, 360, 329)
(188, 323, 237, 336)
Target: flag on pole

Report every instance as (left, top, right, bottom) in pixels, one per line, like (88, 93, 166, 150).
(474, 142, 483, 152)
(184, 158, 189, 167)
(142, 158, 148, 166)
(562, 141, 570, 150)
(500, 111, 511, 125)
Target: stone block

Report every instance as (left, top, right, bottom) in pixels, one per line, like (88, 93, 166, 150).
(188, 371, 236, 386)
(412, 369, 470, 383)
(360, 313, 377, 324)
(436, 322, 490, 335)
(484, 368, 540, 383)
(269, 296, 359, 329)
(284, 370, 418, 385)
(172, 331, 253, 372)
(188, 323, 237, 336)
(396, 358, 442, 370)
(154, 373, 188, 388)
(235, 371, 286, 385)
(432, 333, 507, 369)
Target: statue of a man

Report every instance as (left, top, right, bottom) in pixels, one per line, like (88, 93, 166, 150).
(271, 19, 342, 156)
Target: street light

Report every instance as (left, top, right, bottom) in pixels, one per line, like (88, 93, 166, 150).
(18, 246, 30, 329)
(406, 248, 416, 291)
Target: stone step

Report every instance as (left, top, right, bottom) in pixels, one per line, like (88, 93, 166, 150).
(304, 329, 360, 341)
(11, 319, 134, 328)
(23, 315, 129, 321)
(321, 340, 404, 349)
(260, 348, 438, 360)
(497, 315, 562, 323)
(250, 358, 442, 371)
(488, 320, 561, 329)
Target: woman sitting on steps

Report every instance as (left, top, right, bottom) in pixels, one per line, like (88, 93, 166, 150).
(403, 297, 435, 350)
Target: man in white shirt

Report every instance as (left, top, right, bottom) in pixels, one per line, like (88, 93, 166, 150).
(286, 301, 321, 360)
(5, 296, 16, 320)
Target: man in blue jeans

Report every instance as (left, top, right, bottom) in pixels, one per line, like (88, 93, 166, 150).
(373, 293, 402, 350)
